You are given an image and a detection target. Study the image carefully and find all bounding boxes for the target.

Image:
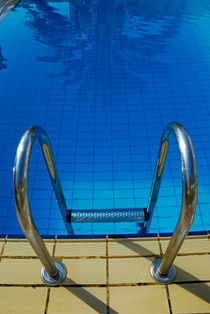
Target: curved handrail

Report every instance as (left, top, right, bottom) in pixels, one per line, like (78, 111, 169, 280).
(148, 122, 197, 284)
(13, 126, 70, 285)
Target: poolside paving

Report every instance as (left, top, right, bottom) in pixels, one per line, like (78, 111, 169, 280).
(0, 234, 209, 313)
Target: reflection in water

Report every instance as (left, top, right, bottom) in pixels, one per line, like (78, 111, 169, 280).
(19, 0, 202, 87)
(18, 0, 210, 88)
(0, 46, 7, 70)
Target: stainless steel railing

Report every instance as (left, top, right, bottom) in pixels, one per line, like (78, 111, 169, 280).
(13, 126, 69, 286)
(147, 122, 197, 284)
(13, 122, 197, 285)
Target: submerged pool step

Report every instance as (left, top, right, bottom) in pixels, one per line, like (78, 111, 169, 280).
(66, 208, 147, 223)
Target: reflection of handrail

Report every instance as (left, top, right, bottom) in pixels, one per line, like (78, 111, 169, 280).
(148, 122, 197, 284)
(13, 126, 69, 286)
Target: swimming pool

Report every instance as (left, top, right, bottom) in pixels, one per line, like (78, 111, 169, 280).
(0, 0, 210, 236)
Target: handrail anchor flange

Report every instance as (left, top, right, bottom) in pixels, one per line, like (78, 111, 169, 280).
(150, 259, 176, 285)
(41, 261, 67, 286)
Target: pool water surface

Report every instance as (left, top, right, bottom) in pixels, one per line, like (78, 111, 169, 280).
(0, 0, 210, 235)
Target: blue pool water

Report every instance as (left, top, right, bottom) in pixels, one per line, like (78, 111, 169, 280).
(0, 0, 210, 236)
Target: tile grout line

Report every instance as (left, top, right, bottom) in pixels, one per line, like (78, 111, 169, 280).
(44, 236, 57, 314)
(1, 280, 209, 288)
(106, 235, 110, 314)
(0, 236, 7, 261)
(157, 233, 163, 256)
(1, 251, 210, 260)
(52, 236, 57, 258)
(165, 285, 173, 314)
(2, 252, 210, 260)
(44, 288, 51, 314)
(4, 234, 208, 242)
(158, 234, 173, 314)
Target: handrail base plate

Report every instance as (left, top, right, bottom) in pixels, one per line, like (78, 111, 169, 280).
(150, 259, 176, 285)
(41, 261, 67, 286)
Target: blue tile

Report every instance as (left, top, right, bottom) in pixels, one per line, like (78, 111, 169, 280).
(0, 0, 209, 236)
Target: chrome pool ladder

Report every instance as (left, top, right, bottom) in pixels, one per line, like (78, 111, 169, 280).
(13, 122, 197, 285)
(13, 126, 68, 286)
(147, 122, 197, 284)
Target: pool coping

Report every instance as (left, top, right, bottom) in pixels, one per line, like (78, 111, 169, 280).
(1, 230, 209, 239)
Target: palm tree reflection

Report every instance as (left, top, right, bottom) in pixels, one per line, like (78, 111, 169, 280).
(20, 0, 210, 88)
(0, 46, 7, 70)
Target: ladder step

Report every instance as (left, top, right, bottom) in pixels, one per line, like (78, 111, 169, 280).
(66, 208, 146, 223)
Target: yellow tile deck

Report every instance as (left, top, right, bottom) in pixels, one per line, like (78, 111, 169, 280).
(0, 234, 209, 313)
(3, 239, 54, 256)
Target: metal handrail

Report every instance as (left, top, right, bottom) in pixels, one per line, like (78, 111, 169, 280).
(13, 126, 69, 286)
(148, 122, 197, 284)
(13, 123, 197, 285)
